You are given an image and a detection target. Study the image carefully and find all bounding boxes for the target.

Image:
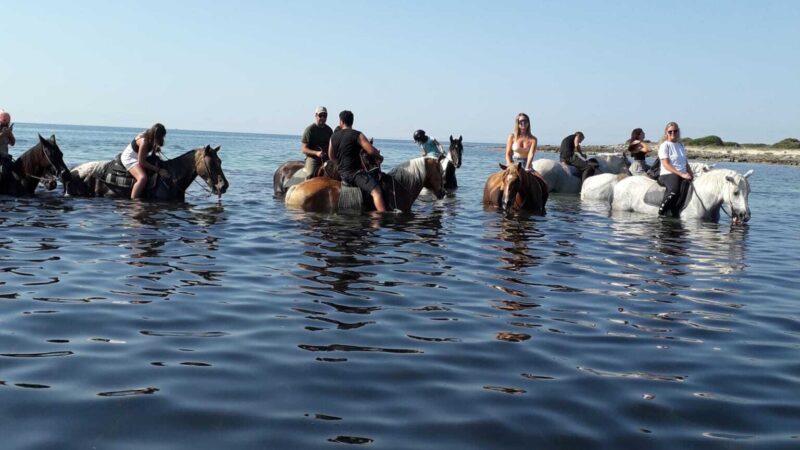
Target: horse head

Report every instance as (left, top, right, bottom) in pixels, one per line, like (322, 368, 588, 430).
(197, 145, 229, 196)
(448, 135, 463, 168)
(500, 163, 525, 214)
(423, 156, 446, 199)
(724, 169, 753, 224)
(37, 134, 72, 186)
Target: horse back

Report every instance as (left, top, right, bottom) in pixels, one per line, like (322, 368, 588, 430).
(285, 177, 342, 212)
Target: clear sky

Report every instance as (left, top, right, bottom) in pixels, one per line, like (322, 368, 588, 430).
(2, 0, 798, 144)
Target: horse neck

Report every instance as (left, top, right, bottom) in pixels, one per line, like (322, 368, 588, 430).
(686, 171, 730, 218)
(14, 144, 48, 179)
(165, 149, 199, 191)
(389, 158, 426, 201)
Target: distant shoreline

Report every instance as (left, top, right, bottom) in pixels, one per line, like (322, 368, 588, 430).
(533, 144, 800, 166)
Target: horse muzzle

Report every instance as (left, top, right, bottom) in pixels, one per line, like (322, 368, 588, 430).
(213, 178, 229, 195)
(59, 169, 72, 185)
(732, 209, 751, 225)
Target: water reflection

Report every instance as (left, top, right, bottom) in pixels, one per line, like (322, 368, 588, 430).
(610, 212, 748, 276)
(490, 216, 544, 272)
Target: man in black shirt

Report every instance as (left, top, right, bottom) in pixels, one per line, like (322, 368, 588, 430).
(328, 110, 387, 212)
(300, 106, 334, 180)
(559, 131, 596, 182)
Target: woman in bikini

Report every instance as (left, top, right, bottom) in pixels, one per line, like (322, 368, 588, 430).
(504, 112, 537, 172)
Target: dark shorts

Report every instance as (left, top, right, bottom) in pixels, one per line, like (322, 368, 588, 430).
(343, 171, 379, 193)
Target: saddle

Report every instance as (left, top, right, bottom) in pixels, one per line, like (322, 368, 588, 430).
(643, 181, 694, 212)
(95, 153, 159, 190)
(338, 170, 410, 212)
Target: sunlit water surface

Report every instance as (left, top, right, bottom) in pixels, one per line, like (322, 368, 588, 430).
(1, 124, 799, 449)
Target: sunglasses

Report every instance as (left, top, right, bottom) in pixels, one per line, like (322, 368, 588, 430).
(317, 113, 327, 118)
(518, 119, 529, 124)
(667, 129, 679, 134)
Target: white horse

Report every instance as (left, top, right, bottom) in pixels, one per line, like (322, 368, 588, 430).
(533, 153, 628, 194)
(581, 162, 715, 203)
(611, 168, 753, 224)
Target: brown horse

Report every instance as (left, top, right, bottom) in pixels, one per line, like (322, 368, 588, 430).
(285, 156, 445, 213)
(0, 134, 71, 196)
(67, 145, 229, 202)
(483, 163, 549, 215)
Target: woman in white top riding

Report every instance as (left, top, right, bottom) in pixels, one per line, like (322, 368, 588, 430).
(657, 121, 694, 216)
(120, 123, 169, 199)
(505, 112, 537, 172)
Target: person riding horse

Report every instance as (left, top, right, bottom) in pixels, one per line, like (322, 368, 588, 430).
(301, 106, 334, 180)
(328, 110, 387, 212)
(560, 131, 597, 182)
(0, 110, 16, 182)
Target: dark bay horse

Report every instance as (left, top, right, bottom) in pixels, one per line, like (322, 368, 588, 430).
(67, 145, 229, 202)
(285, 156, 445, 213)
(443, 135, 463, 191)
(483, 163, 549, 215)
(0, 134, 71, 196)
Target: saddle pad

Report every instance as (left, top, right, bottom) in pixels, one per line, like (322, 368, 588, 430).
(283, 168, 309, 190)
(95, 159, 157, 190)
(643, 183, 665, 207)
(338, 185, 364, 211)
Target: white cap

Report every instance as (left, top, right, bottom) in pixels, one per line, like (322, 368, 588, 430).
(315, 106, 327, 115)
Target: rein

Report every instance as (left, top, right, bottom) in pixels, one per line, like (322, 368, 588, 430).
(690, 176, 732, 218)
(159, 149, 217, 197)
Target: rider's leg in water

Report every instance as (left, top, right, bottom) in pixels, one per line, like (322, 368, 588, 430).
(129, 165, 148, 200)
(371, 187, 387, 212)
(658, 173, 680, 216)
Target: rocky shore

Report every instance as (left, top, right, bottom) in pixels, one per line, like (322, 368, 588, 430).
(535, 145, 800, 166)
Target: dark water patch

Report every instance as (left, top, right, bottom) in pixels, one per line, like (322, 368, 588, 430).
(328, 436, 373, 445)
(1, 351, 73, 358)
(140, 330, 228, 338)
(15, 383, 51, 389)
(97, 387, 159, 397)
(305, 413, 342, 421)
(299, 344, 422, 354)
(406, 335, 461, 343)
(483, 385, 527, 395)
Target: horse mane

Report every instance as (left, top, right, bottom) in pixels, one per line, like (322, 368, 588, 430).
(388, 157, 426, 194)
(13, 141, 43, 175)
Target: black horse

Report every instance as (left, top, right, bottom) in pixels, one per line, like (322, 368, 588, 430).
(0, 134, 71, 196)
(68, 145, 229, 202)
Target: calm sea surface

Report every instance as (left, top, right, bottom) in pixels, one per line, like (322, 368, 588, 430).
(2, 123, 799, 449)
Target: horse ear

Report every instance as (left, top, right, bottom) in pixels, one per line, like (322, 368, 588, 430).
(499, 163, 507, 170)
(213, 145, 221, 152)
(725, 174, 735, 183)
(204, 144, 212, 151)
(38, 133, 46, 144)
(50, 134, 57, 144)
(450, 135, 454, 143)
(743, 169, 753, 179)
(458, 135, 462, 142)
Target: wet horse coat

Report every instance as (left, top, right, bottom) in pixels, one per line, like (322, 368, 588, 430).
(285, 157, 445, 213)
(0, 134, 71, 196)
(67, 146, 229, 202)
(483, 163, 549, 215)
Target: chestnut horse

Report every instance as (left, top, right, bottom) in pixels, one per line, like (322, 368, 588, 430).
(285, 156, 445, 213)
(483, 163, 549, 215)
(0, 134, 71, 196)
(67, 145, 229, 202)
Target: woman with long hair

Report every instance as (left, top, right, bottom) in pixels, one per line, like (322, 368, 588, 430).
(505, 112, 537, 172)
(657, 122, 694, 216)
(627, 127, 651, 175)
(119, 123, 169, 199)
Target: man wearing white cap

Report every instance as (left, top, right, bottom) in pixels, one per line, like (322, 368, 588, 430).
(300, 106, 333, 180)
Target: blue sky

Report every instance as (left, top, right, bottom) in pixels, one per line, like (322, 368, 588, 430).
(2, 1, 798, 144)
